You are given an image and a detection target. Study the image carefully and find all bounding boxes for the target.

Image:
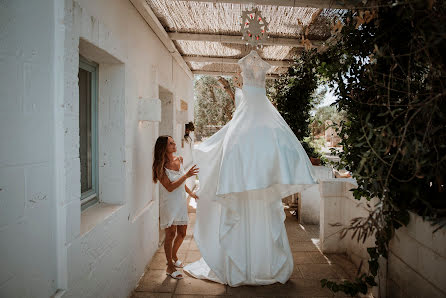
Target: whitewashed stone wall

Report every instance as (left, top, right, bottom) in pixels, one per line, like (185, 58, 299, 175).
(0, 0, 59, 296)
(319, 179, 446, 298)
(63, 0, 195, 297)
(387, 212, 446, 297)
(299, 166, 333, 224)
(0, 0, 195, 297)
(319, 180, 376, 265)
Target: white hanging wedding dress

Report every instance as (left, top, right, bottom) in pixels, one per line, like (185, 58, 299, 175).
(184, 50, 319, 286)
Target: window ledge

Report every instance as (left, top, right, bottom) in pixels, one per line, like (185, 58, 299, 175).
(80, 202, 122, 236)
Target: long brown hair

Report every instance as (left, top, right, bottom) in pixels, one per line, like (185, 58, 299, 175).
(152, 135, 171, 183)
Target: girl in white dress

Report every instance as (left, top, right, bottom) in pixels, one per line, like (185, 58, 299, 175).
(152, 135, 199, 279)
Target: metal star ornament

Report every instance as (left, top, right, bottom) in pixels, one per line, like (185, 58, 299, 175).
(240, 8, 269, 48)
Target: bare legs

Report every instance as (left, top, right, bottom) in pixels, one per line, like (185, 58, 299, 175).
(172, 225, 187, 262)
(164, 225, 187, 274)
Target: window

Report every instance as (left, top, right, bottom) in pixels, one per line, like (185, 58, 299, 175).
(78, 56, 98, 210)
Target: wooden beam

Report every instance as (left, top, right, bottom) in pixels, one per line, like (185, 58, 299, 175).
(192, 70, 280, 79)
(129, 0, 193, 79)
(183, 56, 293, 67)
(169, 32, 323, 48)
(178, 0, 366, 9)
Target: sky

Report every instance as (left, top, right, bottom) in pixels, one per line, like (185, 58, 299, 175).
(319, 87, 337, 107)
(310, 84, 338, 116)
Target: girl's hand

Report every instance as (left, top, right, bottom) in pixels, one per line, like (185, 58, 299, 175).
(185, 165, 199, 178)
(190, 192, 199, 200)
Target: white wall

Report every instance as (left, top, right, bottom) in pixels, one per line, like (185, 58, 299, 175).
(299, 166, 333, 224)
(387, 212, 446, 297)
(0, 0, 59, 296)
(320, 180, 376, 265)
(320, 179, 383, 297)
(319, 179, 446, 298)
(1, 0, 195, 297)
(62, 0, 194, 297)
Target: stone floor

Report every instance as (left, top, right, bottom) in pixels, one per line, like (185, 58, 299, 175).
(132, 209, 359, 298)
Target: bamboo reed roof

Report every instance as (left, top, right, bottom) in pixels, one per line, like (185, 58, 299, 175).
(142, 0, 347, 76)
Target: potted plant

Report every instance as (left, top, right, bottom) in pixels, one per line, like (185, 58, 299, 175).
(310, 156, 321, 166)
(302, 140, 323, 166)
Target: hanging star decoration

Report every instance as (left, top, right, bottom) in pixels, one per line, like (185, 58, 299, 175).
(240, 8, 269, 48)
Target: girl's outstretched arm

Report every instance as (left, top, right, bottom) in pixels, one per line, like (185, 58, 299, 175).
(159, 165, 199, 192)
(185, 184, 198, 199)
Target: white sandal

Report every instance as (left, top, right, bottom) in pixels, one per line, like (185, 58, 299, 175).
(166, 270, 183, 280)
(166, 260, 185, 268)
(173, 260, 185, 268)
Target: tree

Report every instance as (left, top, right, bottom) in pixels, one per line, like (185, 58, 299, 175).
(194, 76, 235, 140)
(270, 50, 322, 159)
(311, 105, 347, 136)
(316, 1, 446, 295)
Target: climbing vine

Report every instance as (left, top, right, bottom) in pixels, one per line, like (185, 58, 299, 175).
(269, 50, 326, 162)
(291, 0, 446, 295)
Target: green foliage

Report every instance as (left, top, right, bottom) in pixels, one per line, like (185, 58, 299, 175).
(314, 0, 446, 295)
(321, 0, 446, 221)
(311, 104, 347, 136)
(270, 50, 323, 158)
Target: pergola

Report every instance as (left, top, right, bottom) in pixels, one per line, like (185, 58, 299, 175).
(130, 0, 362, 79)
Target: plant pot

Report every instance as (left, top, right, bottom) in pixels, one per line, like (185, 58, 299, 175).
(310, 157, 321, 166)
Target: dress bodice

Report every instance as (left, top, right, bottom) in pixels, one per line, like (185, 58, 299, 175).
(234, 88, 242, 108)
(164, 162, 185, 183)
(238, 50, 271, 88)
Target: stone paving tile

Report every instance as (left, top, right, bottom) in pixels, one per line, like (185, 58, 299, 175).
(305, 225, 320, 237)
(308, 251, 330, 264)
(173, 296, 230, 298)
(288, 233, 313, 242)
(287, 227, 312, 237)
(285, 225, 302, 233)
(324, 254, 350, 264)
(189, 239, 199, 251)
(186, 227, 194, 236)
(226, 279, 335, 297)
(290, 265, 304, 279)
(148, 253, 170, 270)
(177, 240, 191, 254)
(330, 264, 357, 279)
(290, 241, 321, 252)
(185, 250, 201, 263)
(132, 293, 172, 298)
(292, 252, 314, 264)
(172, 294, 234, 298)
(135, 269, 178, 293)
(324, 254, 359, 279)
(225, 284, 263, 297)
(326, 254, 357, 268)
(135, 211, 361, 298)
(148, 252, 187, 270)
(174, 276, 227, 295)
(286, 227, 307, 233)
(297, 264, 340, 279)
